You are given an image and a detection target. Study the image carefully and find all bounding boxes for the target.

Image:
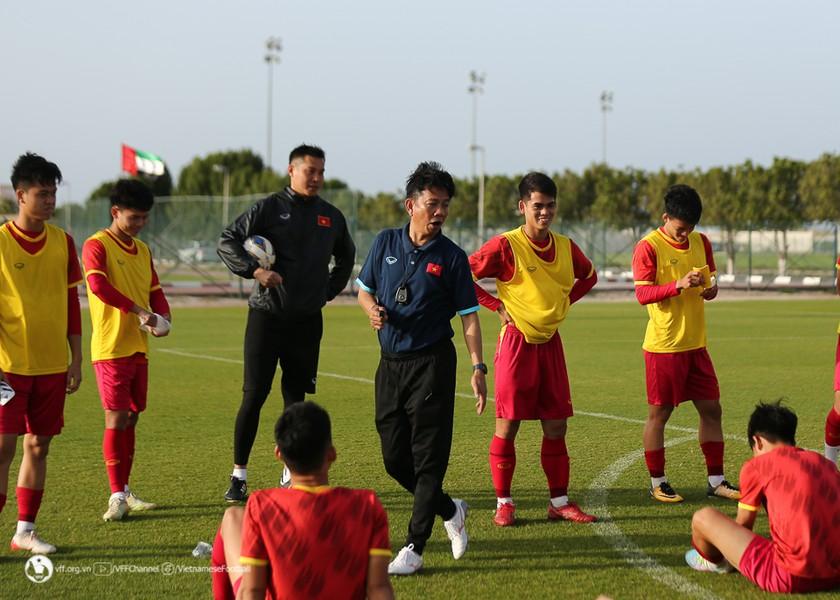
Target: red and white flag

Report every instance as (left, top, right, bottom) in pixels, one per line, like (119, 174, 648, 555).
(121, 144, 165, 176)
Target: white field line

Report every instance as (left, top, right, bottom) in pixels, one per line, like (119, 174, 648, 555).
(159, 348, 744, 434)
(585, 435, 720, 600)
(162, 346, 746, 597)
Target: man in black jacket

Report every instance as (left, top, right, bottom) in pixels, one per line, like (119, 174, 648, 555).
(217, 144, 355, 502)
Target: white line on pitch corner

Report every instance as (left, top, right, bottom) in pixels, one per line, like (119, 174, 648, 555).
(585, 435, 721, 600)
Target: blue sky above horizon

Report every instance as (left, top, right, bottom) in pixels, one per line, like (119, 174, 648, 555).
(2, 0, 838, 202)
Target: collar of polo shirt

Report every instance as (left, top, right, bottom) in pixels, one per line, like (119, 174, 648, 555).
(401, 224, 441, 252)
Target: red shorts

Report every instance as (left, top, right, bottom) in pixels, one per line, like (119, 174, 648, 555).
(739, 534, 840, 594)
(93, 354, 149, 413)
(644, 348, 719, 407)
(494, 325, 572, 420)
(833, 336, 840, 392)
(0, 372, 66, 435)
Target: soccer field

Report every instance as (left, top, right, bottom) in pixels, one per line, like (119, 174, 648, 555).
(4, 298, 840, 599)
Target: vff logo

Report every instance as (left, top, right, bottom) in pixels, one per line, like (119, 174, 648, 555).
(24, 554, 54, 584)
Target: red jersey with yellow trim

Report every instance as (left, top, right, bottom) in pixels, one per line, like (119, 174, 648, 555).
(83, 230, 162, 361)
(0, 222, 82, 375)
(633, 229, 716, 353)
(240, 485, 390, 600)
(738, 446, 840, 579)
(470, 228, 595, 344)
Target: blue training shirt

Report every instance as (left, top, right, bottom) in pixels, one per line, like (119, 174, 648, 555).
(356, 225, 479, 355)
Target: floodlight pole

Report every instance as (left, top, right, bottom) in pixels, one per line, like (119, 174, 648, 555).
(471, 145, 486, 245)
(600, 91, 613, 165)
(265, 37, 282, 170)
(212, 164, 231, 226)
(468, 71, 485, 179)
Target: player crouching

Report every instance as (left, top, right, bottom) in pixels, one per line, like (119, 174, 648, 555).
(686, 401, 840, 593)
(82, 179, 171, 521)
(211, 402, 394, 600)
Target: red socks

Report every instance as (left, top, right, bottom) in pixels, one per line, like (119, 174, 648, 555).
(700, 441, 725, 477)
(211, 527, 235, 600)
(103, 428, 126, 493)
(644, 448, 666, 478)
(123, 426, 136, 488)
(489, 436, 516, 498)
(826, 408, 840, 446)
(541, 437, 569, 498)
(16, 487, 44, 523)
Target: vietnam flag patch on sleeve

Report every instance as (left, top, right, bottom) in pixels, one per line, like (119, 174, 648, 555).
(317, 215, 331, 227)
(426, 262, 442, 276)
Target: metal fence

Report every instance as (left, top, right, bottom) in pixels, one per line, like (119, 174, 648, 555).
(51, 194, 840, 293)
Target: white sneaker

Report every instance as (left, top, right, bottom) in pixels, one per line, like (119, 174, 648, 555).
(11, 530, 57, 554)
(103, 496, 128, 521)
(443, 498, 469, 559)
(125, 492, 157, 512)
(280, 465, 292, 488)
(388, 544, 423, 575)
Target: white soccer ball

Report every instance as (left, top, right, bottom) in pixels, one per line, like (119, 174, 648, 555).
(243, 235, 275, 269)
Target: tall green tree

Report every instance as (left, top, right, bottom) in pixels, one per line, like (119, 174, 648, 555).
(696, 166, 746, 275)
(763, 158, 805, 275)
(176, 149, 286, 196)
(801, 153, 840, 222)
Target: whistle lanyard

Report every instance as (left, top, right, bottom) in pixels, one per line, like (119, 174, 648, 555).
(398, 248, 423, 289)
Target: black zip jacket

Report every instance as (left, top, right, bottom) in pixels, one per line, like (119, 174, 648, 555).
(217, 187, 356, 316)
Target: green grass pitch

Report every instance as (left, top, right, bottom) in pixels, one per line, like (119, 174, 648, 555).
(3, 298, 840, 599)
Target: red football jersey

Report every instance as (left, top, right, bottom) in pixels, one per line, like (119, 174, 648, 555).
(239, 486, 390, 600)
(738, 446, 840, 579)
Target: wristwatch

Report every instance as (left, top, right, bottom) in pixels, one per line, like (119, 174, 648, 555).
(473, 363, 488, 375)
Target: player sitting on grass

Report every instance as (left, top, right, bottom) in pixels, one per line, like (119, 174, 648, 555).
(0, 153, 83, 555)
(686, 401, 840, 593)
(469, 172, 598, 526)
(210, 402, 394, 600)
(82, 179, 171, 521)
(632, 184, 739, 503)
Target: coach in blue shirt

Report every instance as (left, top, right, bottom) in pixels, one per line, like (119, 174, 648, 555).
(357, 162, 487, 576)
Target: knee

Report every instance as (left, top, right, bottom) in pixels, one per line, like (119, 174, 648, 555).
(691, 506, 716, 534)
(221, 506, 244, 537)
(127, 412, 139, 428)
(495, 420, 520, 440)
(647, 407, 673, 427)
(699, 402, 722, 422)
(24, 437, 51, 461)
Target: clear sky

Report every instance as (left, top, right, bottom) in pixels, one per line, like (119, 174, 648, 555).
(2, 0, 838, 203)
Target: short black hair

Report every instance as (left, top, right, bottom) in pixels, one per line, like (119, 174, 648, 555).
(405, 161, 455, 200)
(747, 400, 797, 449)
(110, 179, 154, 211)
(11, 153, 62, 190)
(518, 172, 557, 200)
(664, 184, 702, 225)
(289, 144, 325, 164)
(274, 402, 332, 475)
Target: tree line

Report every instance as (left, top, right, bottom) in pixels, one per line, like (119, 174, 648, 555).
(83, 149, 840, 272)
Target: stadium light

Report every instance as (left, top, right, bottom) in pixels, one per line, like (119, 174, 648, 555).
(600, 91, 613, 165)
(265, 36, 283, 170)
(467, 71, 485, 179)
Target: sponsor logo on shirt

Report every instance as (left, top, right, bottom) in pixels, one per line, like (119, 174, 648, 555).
(426, 263, 442, 277)
(279, 213, 291, 220)
(527, 266, 537, 272)
(14, 262, 24, 269)
(670, 258, 679, 265)
(317, 215, 331, 227)
(385, 256, 398, 265)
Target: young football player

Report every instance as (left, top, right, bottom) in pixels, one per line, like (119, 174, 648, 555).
(632, 184, 739, 503)
(469, 172, 598, 526)
(686, 401, 840, 594)
(211, 402, 393, 600)
(0, 153, 83, 553)
(82, 178, 170, 521)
